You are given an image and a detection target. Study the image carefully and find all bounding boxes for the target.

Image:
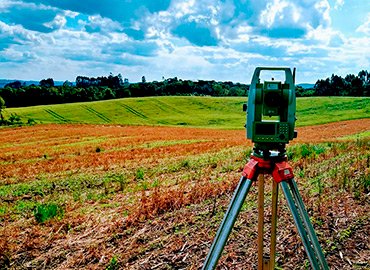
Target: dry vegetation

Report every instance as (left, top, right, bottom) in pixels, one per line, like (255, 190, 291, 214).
(0, 119, 369, 269)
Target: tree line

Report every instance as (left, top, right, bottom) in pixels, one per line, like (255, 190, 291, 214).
(296, 70, 369, 97)
(0, 75, 248, 108)
(0, 70, 368, 109)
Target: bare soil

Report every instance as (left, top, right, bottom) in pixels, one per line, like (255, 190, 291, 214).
(0, 119, 369, 269)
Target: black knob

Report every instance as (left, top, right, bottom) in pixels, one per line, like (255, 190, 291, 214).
(243, 103, 247, 112)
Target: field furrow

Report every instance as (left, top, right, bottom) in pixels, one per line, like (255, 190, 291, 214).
(0, 119, 369, 269)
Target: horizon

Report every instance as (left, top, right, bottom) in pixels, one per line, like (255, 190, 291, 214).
(0, 1, 369, 84)
(0, 77, 318, 86)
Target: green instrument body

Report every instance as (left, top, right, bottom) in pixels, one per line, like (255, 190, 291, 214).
(246, 67, 296, 144)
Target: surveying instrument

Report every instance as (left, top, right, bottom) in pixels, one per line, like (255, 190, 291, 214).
(202, 67, 329, 269)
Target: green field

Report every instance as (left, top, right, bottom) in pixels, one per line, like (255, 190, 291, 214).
(4, 96, 370, 128)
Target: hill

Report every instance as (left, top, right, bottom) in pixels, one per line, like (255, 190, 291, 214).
(3, 96, 370, 129)
(297, 83, 314, 89)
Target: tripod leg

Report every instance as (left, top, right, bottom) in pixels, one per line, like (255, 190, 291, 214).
(258, 175, 277, 270)
(281, 179, 329, 270)
(288, 179, 329, 269)
(257, 174, 265, 269)
(269, 180, 279, 269)
(202, 176, 253, 270)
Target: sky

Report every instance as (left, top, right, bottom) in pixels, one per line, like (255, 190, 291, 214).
(0, 0, 369, 84)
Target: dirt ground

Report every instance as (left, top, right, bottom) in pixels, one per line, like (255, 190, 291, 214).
(0, 119, 369, 269)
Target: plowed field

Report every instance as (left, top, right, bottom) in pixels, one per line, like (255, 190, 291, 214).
(1, 119, 369, 182)
(0, 119, 369, 269)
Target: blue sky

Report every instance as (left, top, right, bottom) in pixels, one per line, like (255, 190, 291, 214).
(0, 0, 369, 83)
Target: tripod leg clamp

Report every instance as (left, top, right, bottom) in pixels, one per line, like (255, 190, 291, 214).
(242, 158, 259, 181)
(272, 161, 294, 183)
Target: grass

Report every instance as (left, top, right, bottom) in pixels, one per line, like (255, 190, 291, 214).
(4, 96, 370, 129)
(34, 203, 64, 223)
(0, 145, 247, 215)
(295, 97, 370, 126)
(338, 130, 370, 140)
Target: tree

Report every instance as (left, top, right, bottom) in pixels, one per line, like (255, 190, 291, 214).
(330, 74, 345, 96)
(314, 78, 331, 96)
(344, 74, 355, 87)
(63, 80, 73, 87)
(350, 77, 364, 96)
(4, 81, 22, 89)
(129, 83, 141, 97)
(0, 95, 5, 123)
(358, 70, 369, 84)
(295, 86, 305, 97)
(142, 76, 146, 83)
(213, 83, 225, 96)
(40, 78, 54, 88)
(76, 76, 91, 87)
(117, 73, 124, 86)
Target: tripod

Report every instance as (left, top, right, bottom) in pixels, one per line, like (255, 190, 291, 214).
(202, 146, 329, 270)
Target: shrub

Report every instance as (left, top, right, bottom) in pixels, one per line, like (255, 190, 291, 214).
(9, 113, 22, 125)
(27, 118, 36, 125)
(136, 168, 145, 180)
(287, 143, 327, 160)
(106, 256, 119, 270)
(34, 203, 64, 223)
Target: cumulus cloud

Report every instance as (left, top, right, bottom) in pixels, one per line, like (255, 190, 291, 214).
(21, 0, 171, 25)
(156, 0, 335, 50)
(0, 3, 59, 33)
(255, 0, 331, 38)
(0, 46, 36, 62)
(0, 0, 368, 82)
(259, 0, 301, 28)
(82, 15, 123, 34)
(334, 0, 344, 10)
(13, 0, 173, 41)
(44, 14, 67, 30)
(102, 40, 159, 57)
(356, 13, 370, 35)
(0, 20, 39, 50)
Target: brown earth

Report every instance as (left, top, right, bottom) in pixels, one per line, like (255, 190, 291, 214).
(295, 119, 370, 143)
(0, 119, 369, 182)
(0, 119, 369, 269)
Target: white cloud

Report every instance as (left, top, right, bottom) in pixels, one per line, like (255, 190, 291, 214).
(0, 46, 36, 62)
(172, 0, 196, 19)
(0, 0, 368, 83)
(356, 13, 370, 35)
(218, 0, 235, 22)
(259, 0, 300, 28)
(326, 36, 370, 76)
(64, 10, 79, 18)
(0, 0, 14, 10)
(314, 0, 331, 26)
(43, 14, 66, 29)
(0, 0, 57, 12)
(0, 20, 39, 44)
(334, 0, 344, 10)
(82, 15, 123, 34)
(306, 24, 344, 45)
